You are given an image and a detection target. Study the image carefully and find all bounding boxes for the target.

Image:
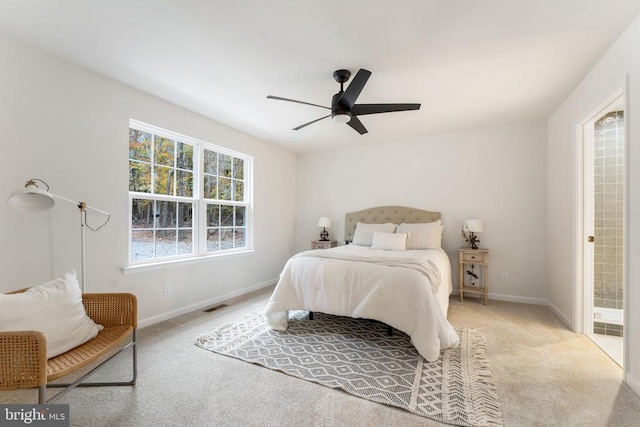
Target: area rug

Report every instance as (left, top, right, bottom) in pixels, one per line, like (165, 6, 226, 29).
(195, 311, 502, 427)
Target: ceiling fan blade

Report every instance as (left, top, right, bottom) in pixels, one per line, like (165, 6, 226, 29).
(293, 115, 331, 130)
(338, 69, 371, 108)
(351, 103, 421, 116)
(347, 116, 368, 135)
(267, 95, 330, 110)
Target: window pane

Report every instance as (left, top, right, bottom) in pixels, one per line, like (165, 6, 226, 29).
(155, 201, 176, 228)
(176, 170, 193, 197)
(221, 205, 234, 226)
(207, 205, 220, 227)
(233, 180, 244, 202)
(178, 230, 193, 255)
(154, 136, 175, 166)
(176, 141, 193, 170)
(132, 199, 154, 228)
(233, 158, 244, 180)
(204, 150, 217, 175)
(220, 154, 232, 177)
(235, 228, 246, 247)
(207, 229, 220, 251)
(235, 206, 245, 226)
(203, 175, 217, 199)
(156, 230, 176, 258)
(131, 230, 154, 260)
(154, 165, 175, 195)
(129, 161, 151, 192)
(219, 177, 232, 200)
(178, 202, 193, 228)
(221, 228, 234, 249)
(129, 129, 152, 162)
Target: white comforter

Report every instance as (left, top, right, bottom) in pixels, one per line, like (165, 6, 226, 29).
(265, 245, 459, 361)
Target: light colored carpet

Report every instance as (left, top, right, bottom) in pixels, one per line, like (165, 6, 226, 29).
(1, 288, 639, 426)
(195, 311, 502, 426)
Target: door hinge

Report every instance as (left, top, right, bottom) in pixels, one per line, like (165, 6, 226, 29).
(588, 236, 595, 243)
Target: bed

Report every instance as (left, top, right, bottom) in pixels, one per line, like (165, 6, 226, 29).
(265, 206, 459, 362)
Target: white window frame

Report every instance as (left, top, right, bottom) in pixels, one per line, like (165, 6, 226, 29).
(128, 119, 253, 266)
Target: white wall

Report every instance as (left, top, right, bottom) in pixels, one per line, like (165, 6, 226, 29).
(296, 122, 548, 303)
(0, 35, 297, 325)
(547, 14, 640, 394)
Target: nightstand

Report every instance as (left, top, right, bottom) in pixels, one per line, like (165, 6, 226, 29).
(458, 248, 489, 304)
(311, 240, 337, 249)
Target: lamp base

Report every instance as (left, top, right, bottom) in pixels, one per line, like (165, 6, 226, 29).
(319, 228, 329, 241)
(468, 233, 480, 250)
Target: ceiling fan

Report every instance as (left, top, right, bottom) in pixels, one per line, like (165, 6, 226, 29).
(267, 69, 421, 135)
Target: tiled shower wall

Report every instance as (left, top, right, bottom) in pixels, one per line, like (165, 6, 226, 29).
(593, 111, 624, 337)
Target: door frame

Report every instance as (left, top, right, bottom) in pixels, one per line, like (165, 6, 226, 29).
(574, 87, 625, 336)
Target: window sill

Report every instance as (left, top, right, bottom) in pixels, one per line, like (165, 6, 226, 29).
(121, 250, 258, 275)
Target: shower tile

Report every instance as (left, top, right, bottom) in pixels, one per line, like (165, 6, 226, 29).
(604, 281, 618, 291)
(604, 300, 617, 309)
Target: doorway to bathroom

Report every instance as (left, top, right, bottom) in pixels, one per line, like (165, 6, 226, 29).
(579, 90, 625, 367)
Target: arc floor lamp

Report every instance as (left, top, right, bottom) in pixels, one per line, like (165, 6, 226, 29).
(7, 179, 110, 292)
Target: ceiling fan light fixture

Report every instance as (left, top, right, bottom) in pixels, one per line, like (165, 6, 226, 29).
(332, 113, 351, 124)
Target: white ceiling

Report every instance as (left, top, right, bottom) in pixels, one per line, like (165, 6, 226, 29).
(1, 1, 639, 153)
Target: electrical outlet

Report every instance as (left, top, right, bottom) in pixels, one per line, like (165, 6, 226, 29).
(501, 272, 508, 282)
(163, 283, 171, 296)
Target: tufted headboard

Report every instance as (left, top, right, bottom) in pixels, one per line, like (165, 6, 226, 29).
(344, 206, 441, 243)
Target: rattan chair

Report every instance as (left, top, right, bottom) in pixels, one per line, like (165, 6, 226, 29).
(0, 291, 137, 403)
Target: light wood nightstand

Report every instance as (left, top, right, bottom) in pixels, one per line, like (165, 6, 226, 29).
(458, 248, 489, 304)
(311, 240, 337, 249)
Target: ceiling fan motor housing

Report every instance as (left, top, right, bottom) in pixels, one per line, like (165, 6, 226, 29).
(331, 92, 351, 121)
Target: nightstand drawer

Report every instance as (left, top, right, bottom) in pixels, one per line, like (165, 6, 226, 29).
(312, 240, 337, 249)
(462, 252, 487, 263)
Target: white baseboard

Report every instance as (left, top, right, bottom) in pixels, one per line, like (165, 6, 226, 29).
(626, 373, 640, 398)
(138, 278, 277, 328)
(453, 290, 547, 306)
(485, 292, 548, 306)
(546, 299, 573, 330)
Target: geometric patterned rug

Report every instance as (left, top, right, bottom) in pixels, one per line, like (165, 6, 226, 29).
(195, 311, 503, 426)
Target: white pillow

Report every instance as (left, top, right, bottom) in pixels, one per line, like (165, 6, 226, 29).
(371, 231, 407, 251)
(0, 271, 103, 358)
(352, 222, 396, 246)
(396, 220, 443, 249)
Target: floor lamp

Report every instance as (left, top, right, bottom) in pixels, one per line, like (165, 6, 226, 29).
(7, 179, 110, 292)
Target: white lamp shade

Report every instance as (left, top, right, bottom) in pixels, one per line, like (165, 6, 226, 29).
(317, 217, 332, 228)
(7, 184, 55, 212)
(464, 219, 483, 233)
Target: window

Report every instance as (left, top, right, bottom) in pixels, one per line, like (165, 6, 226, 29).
(128, 120, 251, 264)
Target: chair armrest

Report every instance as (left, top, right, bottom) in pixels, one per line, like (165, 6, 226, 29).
(82, 293, 138, 328)
(0, 331, 47, 389)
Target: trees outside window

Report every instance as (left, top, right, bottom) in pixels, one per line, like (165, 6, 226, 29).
(129, 121, 251, 263)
